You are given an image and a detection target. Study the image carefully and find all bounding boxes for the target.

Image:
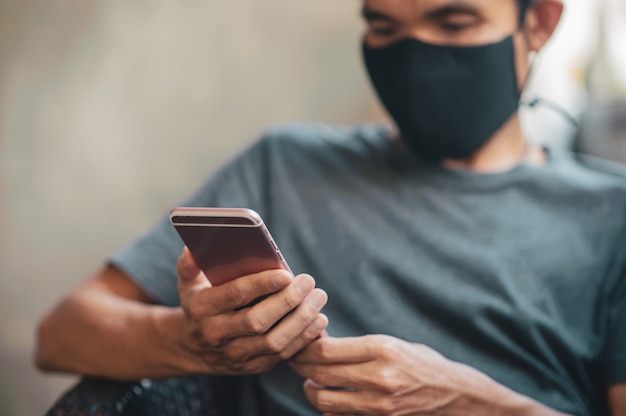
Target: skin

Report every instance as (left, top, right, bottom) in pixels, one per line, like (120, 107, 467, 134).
(34, 0, 626, 414)
(291, 336, 564, 415)
(35, 248, 329, 379)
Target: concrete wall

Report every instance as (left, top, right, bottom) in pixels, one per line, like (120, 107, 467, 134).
(0, 1, 375, 414)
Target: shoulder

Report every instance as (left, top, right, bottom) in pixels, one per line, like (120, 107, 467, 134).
(552, 152, 626, 234)
(199, 122, 392, 204)
(548, 150, 626, 195)
(572, 153, 626, 184)
(201, 122, 391, 189)
(516, 150, 626, 243)
(256, 122, 392, 158)
(246, 122, 395, 180)
(205, 123, 362, 177)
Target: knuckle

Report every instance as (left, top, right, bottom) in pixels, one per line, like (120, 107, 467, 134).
(276, 336, 311, 359)
(243, 311, 269, 334)
(277, 347, 295, 361)
(190, 326, 215, 350)
(317, 340, 335, 360)
(376, 397, 397, 415)
(299, 322, 324, 346)
(377, 368, 401, 392)
(371, 335, 396, 359)
(223, 345, 247, 362)
(206, 336, 224, 350)
(246, 356, 279, 374)
(192, 319, 230, 350)
(283, 289, 304, 310)
(302, 320, 322, 339)
(310, 367, 329, 386)
(190, 327, 206, 346)
(379, 345, 395, 361)
(314, 391, 336, 412)
(225, 284, 248, 307)
(296, 306, 318, 327)
(188, 297, 205, 321)
(419, 343, 442, 358)
(263, 335, 287, 354)
(200, 328, 223, 349)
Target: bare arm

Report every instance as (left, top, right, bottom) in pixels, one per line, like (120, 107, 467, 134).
(34, 265, 196, 380)
(35, 248, 328, 380)
(610, 383, 626, 416)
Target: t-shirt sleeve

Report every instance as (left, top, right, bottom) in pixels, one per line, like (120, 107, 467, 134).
(108, 137, 269, 307)
(604, 242, 626, 386)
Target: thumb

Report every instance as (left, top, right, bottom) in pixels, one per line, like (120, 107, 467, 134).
(176, 246, 211, 291)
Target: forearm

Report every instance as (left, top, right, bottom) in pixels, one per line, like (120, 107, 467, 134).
(454, 362, 571, 416)
(35, 290, 198, 380)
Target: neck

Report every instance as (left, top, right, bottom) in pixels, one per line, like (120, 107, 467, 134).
(440, 114, 545, 173)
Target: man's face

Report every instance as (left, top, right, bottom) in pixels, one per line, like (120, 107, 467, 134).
(362, 0, 533, 88)
(362, 0, 521, 47)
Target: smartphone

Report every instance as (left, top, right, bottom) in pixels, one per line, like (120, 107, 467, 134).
(169, 207, 292, 286)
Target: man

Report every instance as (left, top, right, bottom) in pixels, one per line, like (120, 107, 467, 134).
(35, 0, 626, 414)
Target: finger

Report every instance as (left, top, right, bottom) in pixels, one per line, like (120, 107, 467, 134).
(230, 290, 328, 357)
(277, 313, 329, 359)
(303, 379, 383, 415)
(189, 287, 321, 352)
(222, 312, 329, 363)
(260, 289, 328, 355)
(291, 336, 375, 365)
(291, 361, 383, 392)
(193, 269, 292, 316)
(177, 246, 210, 289)
(177, 248, 212, 316)
(259, 305, 329, 359)
(227, 274, 317, 335)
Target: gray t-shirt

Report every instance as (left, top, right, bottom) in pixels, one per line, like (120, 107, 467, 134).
(110, 123, 626, 415)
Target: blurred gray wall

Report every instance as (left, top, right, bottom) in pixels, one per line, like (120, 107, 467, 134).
(0, 1, 376, 415)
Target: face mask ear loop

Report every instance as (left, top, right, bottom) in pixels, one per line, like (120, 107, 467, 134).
(517, 31, 579, 129)
(520, 46, 581, 130)
(512, 44, 531, 111)
(516, 1, 579, 129)
(521, 45, 540, 94)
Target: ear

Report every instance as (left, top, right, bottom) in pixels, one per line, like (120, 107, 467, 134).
(522, 0, 564, 52)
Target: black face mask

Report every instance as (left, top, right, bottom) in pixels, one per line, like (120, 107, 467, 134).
(363, 36, 521, 161)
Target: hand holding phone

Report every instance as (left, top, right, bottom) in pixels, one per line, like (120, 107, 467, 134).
(170, 207, 329, 376)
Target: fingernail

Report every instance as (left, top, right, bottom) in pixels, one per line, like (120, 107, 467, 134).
(296, 275, 315, 294)
(310, 290, 327, 309)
